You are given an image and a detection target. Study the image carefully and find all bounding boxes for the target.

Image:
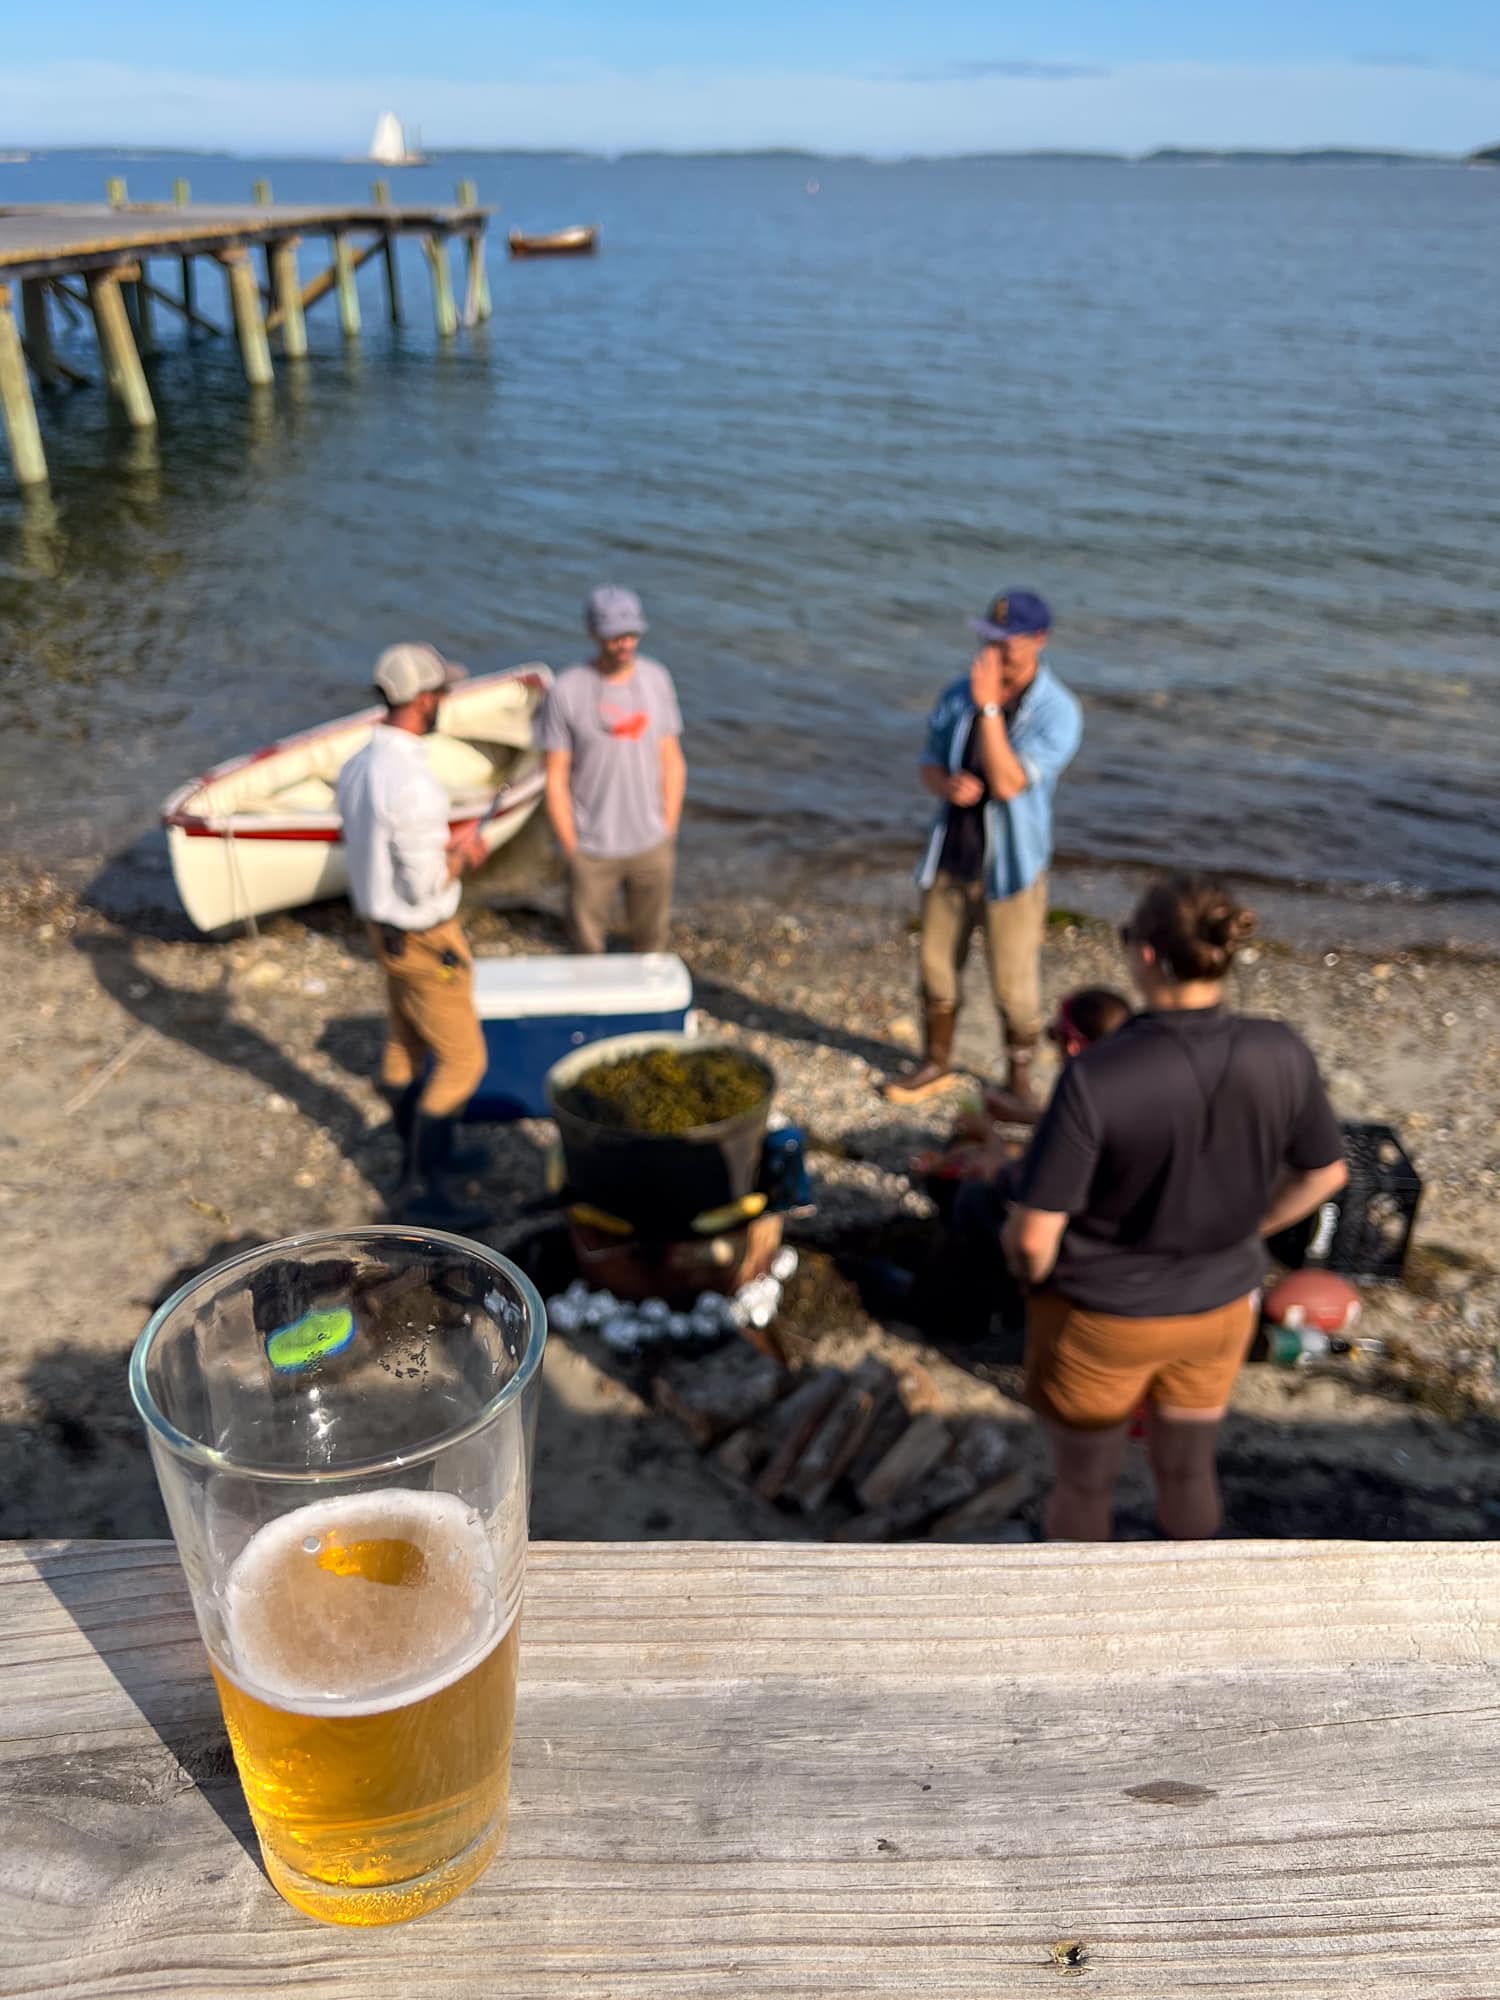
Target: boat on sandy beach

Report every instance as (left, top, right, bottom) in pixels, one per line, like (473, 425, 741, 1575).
(161, 665, 552, 933)
(508, 225, 599, 258)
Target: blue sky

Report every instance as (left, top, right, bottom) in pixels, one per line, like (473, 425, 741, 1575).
(3, 1, 1498, 153)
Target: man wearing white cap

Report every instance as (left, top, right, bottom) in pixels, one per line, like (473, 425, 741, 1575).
(539, 586, 686, 952)
(336, 642, 490, 1229)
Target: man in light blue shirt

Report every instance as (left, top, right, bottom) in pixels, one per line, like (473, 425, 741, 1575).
(883, 590, 1083, 1109)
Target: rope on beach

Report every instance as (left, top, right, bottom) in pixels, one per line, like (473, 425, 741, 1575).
(64, 1024, 154, 1116)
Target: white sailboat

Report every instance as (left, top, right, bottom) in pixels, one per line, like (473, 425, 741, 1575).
(367, 112, 427, 167)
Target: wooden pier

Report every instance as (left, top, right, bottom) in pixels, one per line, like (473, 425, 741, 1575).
(0, 182, 493, 488)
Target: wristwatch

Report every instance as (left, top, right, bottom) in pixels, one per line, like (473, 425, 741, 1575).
(979, 702, 1002, 718)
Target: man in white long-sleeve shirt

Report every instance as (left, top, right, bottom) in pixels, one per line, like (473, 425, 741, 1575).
(337, 643, 490, 1228)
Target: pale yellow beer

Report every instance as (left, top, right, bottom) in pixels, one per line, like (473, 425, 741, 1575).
(210, 1490, 519, 1925)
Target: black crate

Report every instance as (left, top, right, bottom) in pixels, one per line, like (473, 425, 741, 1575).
(1266, 1120, 1421, 1282)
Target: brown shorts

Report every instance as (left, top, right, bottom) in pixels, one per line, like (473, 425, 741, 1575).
(1025, 1289, 1257, 1432)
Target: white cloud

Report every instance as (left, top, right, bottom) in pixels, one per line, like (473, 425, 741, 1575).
(1, 56, 1497, 155)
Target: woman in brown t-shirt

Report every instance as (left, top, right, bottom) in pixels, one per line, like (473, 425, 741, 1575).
(1003, 875, 1348, 1541)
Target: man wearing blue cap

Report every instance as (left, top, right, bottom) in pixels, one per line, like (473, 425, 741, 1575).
(883, 590, 1082, 1108)
(539, 586, 687, 953)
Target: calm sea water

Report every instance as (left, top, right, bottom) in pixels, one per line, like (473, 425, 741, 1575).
(1, 151, 1497, 945)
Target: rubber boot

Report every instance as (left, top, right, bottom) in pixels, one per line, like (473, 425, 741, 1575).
(396, 1113, 492, 1233)
(1003, 1040, 1042, 1116)
(881, 1001, 960, 1105)
(385, 1082, 489, 1177)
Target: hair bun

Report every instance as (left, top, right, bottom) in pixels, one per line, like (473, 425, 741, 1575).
(1201, 897, 1255, 950)
(1128, 873, 1254, 982)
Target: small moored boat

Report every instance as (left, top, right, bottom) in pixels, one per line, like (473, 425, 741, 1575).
(508, 225, 599, 259)
(161, 665, 552, 933)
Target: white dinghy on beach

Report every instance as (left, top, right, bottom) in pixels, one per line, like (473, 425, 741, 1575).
(161, 665, 552, 933)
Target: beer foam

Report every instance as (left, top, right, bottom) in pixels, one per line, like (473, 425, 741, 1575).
(220, 1489, 517, 1717)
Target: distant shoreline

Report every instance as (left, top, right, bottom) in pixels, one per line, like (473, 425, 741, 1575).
(6, 144, 1491, 168)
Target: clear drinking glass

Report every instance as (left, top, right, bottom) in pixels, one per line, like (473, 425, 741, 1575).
(130, 1226, 546, 1927)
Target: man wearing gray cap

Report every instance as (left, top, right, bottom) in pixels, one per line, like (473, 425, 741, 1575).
(539, 587, 686, 953)
(336, 642, 491, 1230)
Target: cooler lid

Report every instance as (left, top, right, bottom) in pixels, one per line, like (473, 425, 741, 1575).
(472, 952, 693, 1020)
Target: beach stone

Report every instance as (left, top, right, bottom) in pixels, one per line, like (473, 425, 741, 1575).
(600, 1315, 643, 1355)
(1433, 1268, 1474, 1300)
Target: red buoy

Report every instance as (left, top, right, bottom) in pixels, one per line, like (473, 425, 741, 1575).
(1263, 1269, 1362, 1334)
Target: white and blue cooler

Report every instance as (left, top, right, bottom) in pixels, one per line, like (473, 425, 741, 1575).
(466, 954, 694, 1121)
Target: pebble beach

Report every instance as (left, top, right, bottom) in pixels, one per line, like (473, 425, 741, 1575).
(3, 847, 1497, 1544)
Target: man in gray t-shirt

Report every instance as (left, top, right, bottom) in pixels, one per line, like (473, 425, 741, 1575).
(538, 586, 687, 953)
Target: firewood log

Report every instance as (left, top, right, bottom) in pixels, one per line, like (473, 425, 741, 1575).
(754, 1367, 846, 1501)
(785, 1359, 897, 1516)
(855, 1411, 954, 1510)
(927, 1469, 1035, 1540)
(834, 1418, 1010, 1541)
(651, 1346, 785, 1449)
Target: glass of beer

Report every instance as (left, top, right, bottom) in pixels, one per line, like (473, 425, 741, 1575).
(130, 1226, 546, 1927)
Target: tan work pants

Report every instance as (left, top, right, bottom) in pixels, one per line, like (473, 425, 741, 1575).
(568, 839, 676, 954)
(918, 871, 1048, 1047)
(369, 917, 488, 1118)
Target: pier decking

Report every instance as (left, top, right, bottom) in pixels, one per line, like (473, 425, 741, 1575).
(0, 185, 493, 488)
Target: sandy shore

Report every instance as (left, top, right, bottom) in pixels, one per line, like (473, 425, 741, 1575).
(2, 852, 1497, 1543)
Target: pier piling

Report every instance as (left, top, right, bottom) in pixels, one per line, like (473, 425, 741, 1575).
(270, 239, 307, 359)
(20, 280, 61, 389)
(0, 284, 48, 485)
(463, 232, 491, 326)
(221, 251, 274, 387)
(423, 234, 458, 337)
(173, 180, 194, 312)
(133, 270, 157, 355)
(85, 269, 156, 428)
(371, 182, 403, 324)
(332, 233, 362, 338)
